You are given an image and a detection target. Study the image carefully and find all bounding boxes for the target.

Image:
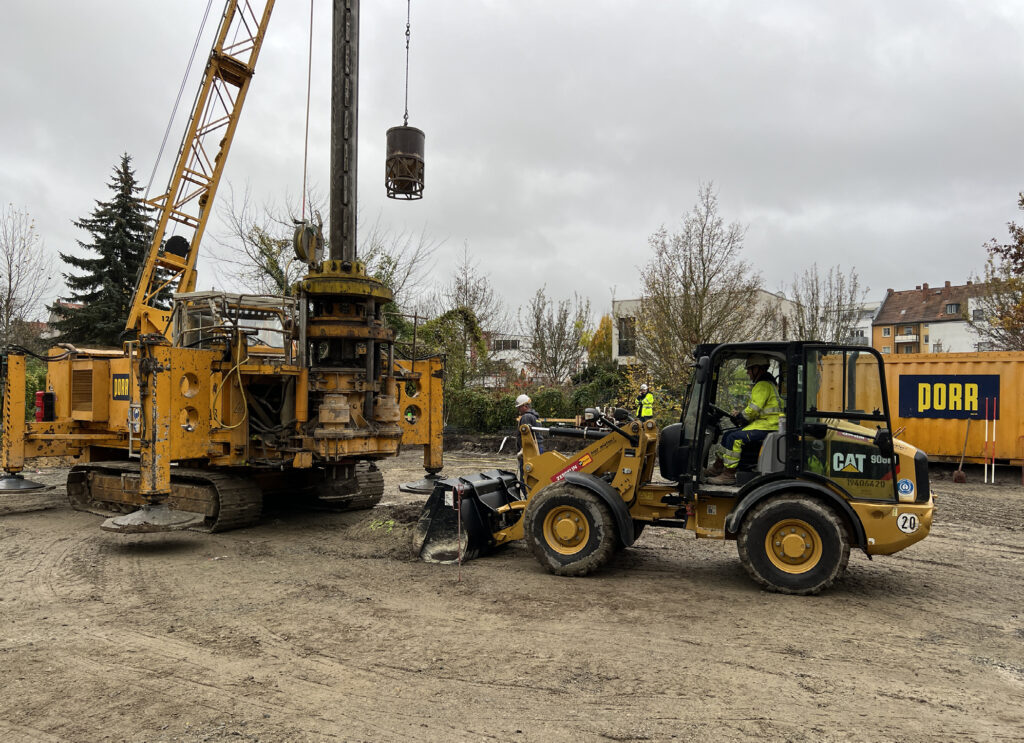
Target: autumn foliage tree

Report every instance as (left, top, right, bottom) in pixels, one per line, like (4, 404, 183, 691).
(969, 192, 1024, 350)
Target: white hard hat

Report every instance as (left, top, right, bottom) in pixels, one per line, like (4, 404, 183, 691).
(640, 384, 648, 391)
(515, 394, 531, 407)
(746, 354, 770, 369)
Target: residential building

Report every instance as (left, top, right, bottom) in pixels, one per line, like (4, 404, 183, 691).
(872, 281, 988, 354)
(842, 301, 880, 346)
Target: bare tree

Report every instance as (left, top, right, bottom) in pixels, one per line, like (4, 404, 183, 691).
(214, 185, 440, 310)
(360, 214, 441, 313)
(213, 183, 314, 295)
(637, 182, 770, 390)
(0, 204, 52, 346)
(420, 243, 511, 385)
(520, 287, 591, 385)
(786, 263, 866, 343)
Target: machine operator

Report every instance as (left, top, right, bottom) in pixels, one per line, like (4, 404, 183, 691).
(707, 354, 781, 484)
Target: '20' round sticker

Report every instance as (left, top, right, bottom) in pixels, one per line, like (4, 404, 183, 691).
(897, 513, 919, 534)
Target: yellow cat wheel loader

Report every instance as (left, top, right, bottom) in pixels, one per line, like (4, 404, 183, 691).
(415, 342, 934, 595)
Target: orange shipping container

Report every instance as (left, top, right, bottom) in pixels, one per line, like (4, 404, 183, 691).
(879, 351, 1024, 465)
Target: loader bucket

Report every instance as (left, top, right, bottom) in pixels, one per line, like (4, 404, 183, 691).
(413, 469, 523, 564)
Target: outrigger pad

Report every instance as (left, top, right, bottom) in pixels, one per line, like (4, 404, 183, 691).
(399, 472, 445, 494)
(413, 469, 522, 564)
(0, 474, 49, 492)
(100, 503, 205, 534)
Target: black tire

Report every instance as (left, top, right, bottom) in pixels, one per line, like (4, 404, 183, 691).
(523, 482, 617, 577)
(737, 495, 850, 595)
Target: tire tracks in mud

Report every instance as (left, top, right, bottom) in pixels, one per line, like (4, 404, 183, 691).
(7, 521, 546, 740)
(5, 527, 430, 739)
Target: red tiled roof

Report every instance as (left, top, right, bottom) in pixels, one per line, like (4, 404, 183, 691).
(874, 281, 984, 325)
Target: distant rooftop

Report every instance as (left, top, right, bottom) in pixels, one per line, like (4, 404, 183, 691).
(874, 281, 983, 325)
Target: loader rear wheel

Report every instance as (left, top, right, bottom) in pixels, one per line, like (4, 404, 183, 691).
(524, 483, 617, 577)
(737, 495, 850, 595)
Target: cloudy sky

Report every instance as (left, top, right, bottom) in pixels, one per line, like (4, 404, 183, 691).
(2, 0, 1022, 322)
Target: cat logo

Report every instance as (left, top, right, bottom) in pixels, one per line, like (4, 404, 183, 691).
(112, 374, 131, 401)
(833, 452, 866, 474)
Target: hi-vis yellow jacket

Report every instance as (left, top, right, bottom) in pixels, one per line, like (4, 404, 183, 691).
(637, 392, 654, 419)
(742, 380, 781, 431)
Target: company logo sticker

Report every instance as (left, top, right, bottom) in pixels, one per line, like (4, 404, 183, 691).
(551, 453, 593, 482)
(112, 373, 131, 401)
(897, 478, 915, 497)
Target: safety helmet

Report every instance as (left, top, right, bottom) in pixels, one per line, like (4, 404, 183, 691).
(515, 394, 531, 408)
(745, 354, 770, 369)
(640, 384, 649, 392)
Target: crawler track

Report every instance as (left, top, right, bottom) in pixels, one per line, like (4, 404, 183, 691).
(67, 462, 262, 532)
(308, 462, 385, 511)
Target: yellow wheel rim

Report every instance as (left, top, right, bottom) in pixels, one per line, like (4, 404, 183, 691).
(542, 505, 590, 555)
(764, 518, 822, 574)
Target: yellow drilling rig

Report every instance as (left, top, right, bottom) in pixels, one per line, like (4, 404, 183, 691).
(0, 0, 443, 533)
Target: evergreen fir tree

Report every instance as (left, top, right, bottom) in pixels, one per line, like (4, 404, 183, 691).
(52, 154, 152, 345)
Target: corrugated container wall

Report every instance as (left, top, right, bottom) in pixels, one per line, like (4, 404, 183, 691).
(880, 352, 1024, 465)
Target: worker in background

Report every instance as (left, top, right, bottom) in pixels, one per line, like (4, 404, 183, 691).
(707, 354, 781, 485)
(515, 394, 544, 454)
(515, 394, 544, 493)
(636, 384, 654, 421)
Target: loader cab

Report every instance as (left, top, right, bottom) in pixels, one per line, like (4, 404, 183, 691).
(659, 342, 903, 500)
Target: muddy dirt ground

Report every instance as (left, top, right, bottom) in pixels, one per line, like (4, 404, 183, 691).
(1, 451, 1021, 743)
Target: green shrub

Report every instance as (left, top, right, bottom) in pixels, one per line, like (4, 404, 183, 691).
(24, 358, 48, 421)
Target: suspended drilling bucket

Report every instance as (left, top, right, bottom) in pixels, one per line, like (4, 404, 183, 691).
(385, 125, 425, 200)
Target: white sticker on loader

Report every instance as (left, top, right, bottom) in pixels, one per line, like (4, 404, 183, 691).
(897, 513, 920, 534)
(444, 492, 454, 508)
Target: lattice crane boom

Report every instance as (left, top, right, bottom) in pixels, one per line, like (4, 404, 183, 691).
(127, 0, 276, 337)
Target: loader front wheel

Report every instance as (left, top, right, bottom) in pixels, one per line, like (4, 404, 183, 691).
(737, 495, 850, 595)
(524, 483, 617, 577)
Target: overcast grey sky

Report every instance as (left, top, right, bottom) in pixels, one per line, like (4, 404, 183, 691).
(2, 1, 1022, 320)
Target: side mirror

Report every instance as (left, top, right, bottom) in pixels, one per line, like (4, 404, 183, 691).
(583, 407, 601, 422)
(874, 427, 895, 459)
(695, 356, 711, 384)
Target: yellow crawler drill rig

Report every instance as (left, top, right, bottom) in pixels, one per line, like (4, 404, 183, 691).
(0, 0, 442, 533)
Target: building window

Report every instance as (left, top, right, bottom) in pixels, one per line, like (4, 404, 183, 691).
(899, 345, 915, 353)
(973, 309, 985, 321)
(882, 346, 891, 354)
(902, 325, 914, 335)
(882, 327, 891, 337)
(945, 303, 960, 315)
(617, 317, 636, 356)
(933, 342, 943, 353)
(924, 335, 929, 343)
(492, 338, 520, 352)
